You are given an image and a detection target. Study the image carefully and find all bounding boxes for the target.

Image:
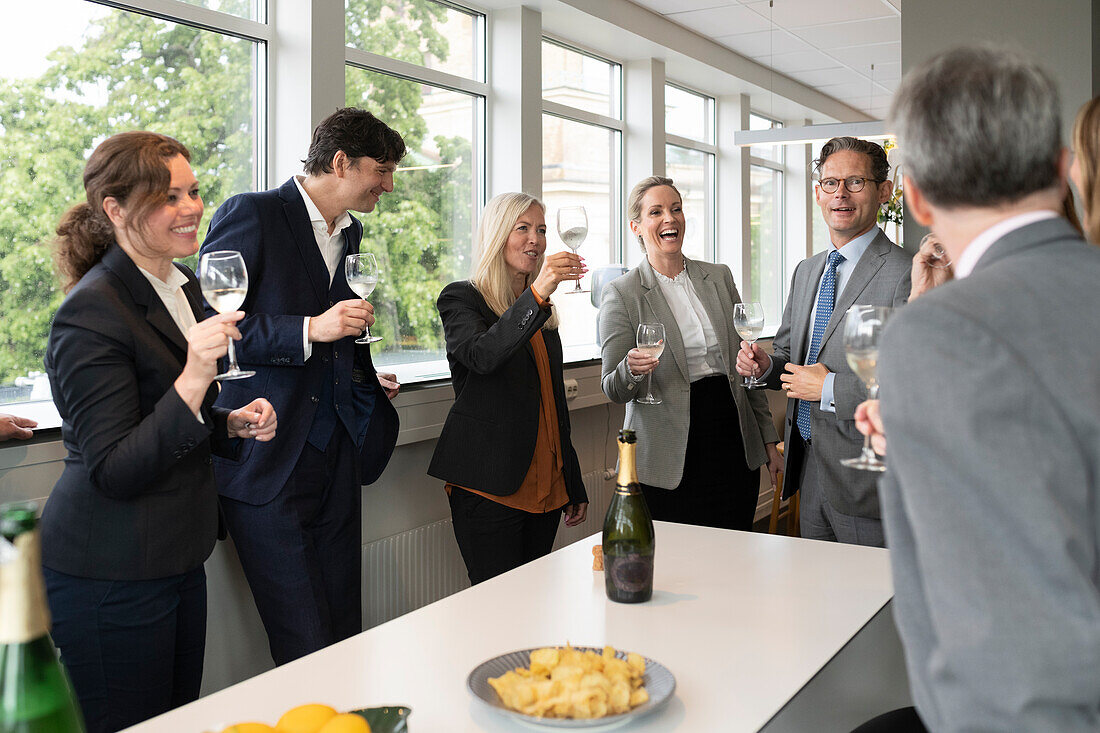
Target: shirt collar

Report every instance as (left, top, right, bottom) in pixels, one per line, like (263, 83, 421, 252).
(294, 175, 352, 234)
(137, 263, 189, 295)
(953, 210, 1058, 279)
(652, 259, 688, 285)
(830, 225, 880, 265)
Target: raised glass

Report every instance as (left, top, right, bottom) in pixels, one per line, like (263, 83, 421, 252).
(345, 253, 383, 344)
(733, 302, 766, 389)
(634, 323, 665, 406)
(199, 251, 255, 381)
(840, 305, 892, 472)
(557, 206, 588, 293)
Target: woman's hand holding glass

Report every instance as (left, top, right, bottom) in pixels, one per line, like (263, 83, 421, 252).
(227, 398, 277, 442)
(174, 311, 245, 409)
(531, 251, 586, 299)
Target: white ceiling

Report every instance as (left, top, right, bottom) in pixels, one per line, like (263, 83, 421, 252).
(627, 0, 901, 120)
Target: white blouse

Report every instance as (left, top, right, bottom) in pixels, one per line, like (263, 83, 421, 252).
(137, 264, 204, 423)
(653, 263, 725, 382)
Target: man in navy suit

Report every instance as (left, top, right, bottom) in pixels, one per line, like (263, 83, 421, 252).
(200, 108, 403, 665)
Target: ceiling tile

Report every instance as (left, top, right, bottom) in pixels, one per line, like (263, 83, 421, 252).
(628, 0, 733, 14)
(829, 42, 902, 71)
(870, 61, 901, 81)
(669, 4, 775, 37)
(783, 66, 852, 87)
(714, 28, 813, 58)
(752, 48, 839, 74)
(789, 16, 900, 47)
(755, 0, 896, 28)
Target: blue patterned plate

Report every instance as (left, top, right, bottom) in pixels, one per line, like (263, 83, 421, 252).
(467, 647, 675, 730)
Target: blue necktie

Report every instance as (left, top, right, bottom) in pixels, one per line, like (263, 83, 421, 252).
(796, 249, 845, 441)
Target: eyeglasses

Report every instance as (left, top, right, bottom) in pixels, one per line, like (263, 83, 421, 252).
(817, 177, 884, 194)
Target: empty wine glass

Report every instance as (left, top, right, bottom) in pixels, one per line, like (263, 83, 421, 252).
(634, 323, 665, 405)
(345, 253, 383, 344)
(733, 302, 765, 388)
(199, 251, 256, 381)
(557, 206, 588, 293)
(921, 232, 952, 269)
(839, 305, 892, 472)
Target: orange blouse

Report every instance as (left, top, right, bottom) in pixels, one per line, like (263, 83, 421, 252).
(446, 293, 571, 514)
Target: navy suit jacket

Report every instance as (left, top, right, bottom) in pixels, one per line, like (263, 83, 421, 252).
(200, 178, 399, 505)
(41, 244, 239, 580)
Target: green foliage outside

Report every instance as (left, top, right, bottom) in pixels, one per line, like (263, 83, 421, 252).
(0, 0, 468, 390)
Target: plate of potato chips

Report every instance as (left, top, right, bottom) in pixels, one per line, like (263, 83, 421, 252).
(467, 645, 674, 730)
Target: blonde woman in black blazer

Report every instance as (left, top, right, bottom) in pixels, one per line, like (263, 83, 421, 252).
(599, 176, 781, 531)
(40, 132, 276, 733)
(429, 192, 588, 584)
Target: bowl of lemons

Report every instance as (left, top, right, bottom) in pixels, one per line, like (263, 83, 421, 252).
(219, 702, 410, 733)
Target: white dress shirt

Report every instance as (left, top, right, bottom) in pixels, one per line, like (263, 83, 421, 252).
(653, 262, 725, 382)
(293, 175, 354, 360)
(137, 264, 203, 423)
(953, 210, 1057, 279)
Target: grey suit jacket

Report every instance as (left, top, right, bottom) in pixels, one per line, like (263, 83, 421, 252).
(765, 229, 910, 517)
(599, 257, 779, 489)
(878, 218, 1100, 731)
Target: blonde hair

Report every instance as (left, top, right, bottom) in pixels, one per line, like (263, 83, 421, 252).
(1072, 96, 1100, 244)
(626, 176, 681, 252)
(472, 192, 558, 329)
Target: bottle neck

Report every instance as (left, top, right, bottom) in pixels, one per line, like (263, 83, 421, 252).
(615, 440, 640, 495)
(0, 530, 51, 644)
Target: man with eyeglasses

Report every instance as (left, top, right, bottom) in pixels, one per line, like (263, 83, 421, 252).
(736, 136, 910, 546)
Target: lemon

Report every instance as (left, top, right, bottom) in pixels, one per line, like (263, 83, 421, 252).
(221, 724, 276, 733)
(275, 703, 339, 733)
(316, 713, 371, 733)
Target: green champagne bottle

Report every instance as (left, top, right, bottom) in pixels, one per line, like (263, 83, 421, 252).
(0, 502, 85, 733)
(602, 429, 655, 603)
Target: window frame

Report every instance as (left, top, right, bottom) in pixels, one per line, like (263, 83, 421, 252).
(664, 81, 716, 261)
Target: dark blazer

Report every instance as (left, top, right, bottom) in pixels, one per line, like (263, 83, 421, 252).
(41, 243, 239, 581)
(427, 281, 587, 507)
(200, 178, 399, 505)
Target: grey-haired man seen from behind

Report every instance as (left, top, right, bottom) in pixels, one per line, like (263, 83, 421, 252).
(856, 47, 1100, 732)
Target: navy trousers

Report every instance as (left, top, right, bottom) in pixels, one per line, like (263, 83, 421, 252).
(43, 565, 206, 733)
(220, 427, 361, 666)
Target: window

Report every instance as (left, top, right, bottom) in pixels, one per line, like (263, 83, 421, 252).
(344, 1, 485, 382)
(541, 40, 622, 359)
(664, 84, 715, 262)
(748, 114, 785, 328)
(0, 0, 265, 421)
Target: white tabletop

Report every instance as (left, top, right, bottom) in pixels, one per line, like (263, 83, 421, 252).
(126, 522, 896, 732)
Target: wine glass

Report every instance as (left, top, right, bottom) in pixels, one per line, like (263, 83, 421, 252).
(634, 323, 665, 405)
(199, 251, 256, 381)
(839, 305, 892, 472)
(345, 253, 383, 344)
(557, 206, 588, 293)
(921, 232, 952, 269)
(733, 302, 766, 388)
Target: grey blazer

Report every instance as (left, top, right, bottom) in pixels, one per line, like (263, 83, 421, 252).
(764, 229, 910, 517)
(877, 218, 1100, 730)
(599, 257, 779, 489)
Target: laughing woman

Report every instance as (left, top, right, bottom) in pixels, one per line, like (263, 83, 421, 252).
(599, 176, 782, 530)
(429, 192, 589, 584)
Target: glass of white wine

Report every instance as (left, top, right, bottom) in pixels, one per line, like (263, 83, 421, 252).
(345, 253, 383, 344)
(921, 232, 952, 269)
(199, 251, 256, 381)
(557, 206, 588, 293)
(634, 323, 665, 405)
(840, 304, 892, 472)
(733, 301, 765, 388)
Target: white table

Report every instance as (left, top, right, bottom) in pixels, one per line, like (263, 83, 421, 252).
(126, 522, 910, 732)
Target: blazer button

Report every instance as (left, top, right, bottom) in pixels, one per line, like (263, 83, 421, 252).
(334, 377, 339, 385)
(329, 300, 335, 307)
(322, 356, 329, 363)
(311, 395, 320, 403)
(206, 457, 213, 465)
(334, 351, 339, 359)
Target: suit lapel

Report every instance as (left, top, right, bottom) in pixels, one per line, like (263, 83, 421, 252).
(819, 231, 890, 349)
(685, 260, 730, 369)
(278, 178, 332, 307)
(792, 252, 827, 362)
(101, 245, 189, 361)
(639, 259, 690, 384)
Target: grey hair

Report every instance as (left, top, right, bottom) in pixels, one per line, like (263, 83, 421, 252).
(812, 137, 889, 183)
(889, 45, 1062, 208)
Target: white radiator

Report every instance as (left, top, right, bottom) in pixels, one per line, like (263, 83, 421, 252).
(361, 469, 611, 629)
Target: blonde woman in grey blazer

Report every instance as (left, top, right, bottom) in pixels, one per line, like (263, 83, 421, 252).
(599, 176, 781, 530)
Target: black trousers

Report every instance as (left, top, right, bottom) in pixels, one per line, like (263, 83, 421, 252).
(44, 565, 207, 733)
(448, 487, 562, 585)
(641, 375, 761, 531)
(220, 427, 361, 666)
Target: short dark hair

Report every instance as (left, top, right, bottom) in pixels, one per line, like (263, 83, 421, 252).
(889, 46, 1061, 209)
(813, 136, 890, 183)
(302, 107, 407, 175)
